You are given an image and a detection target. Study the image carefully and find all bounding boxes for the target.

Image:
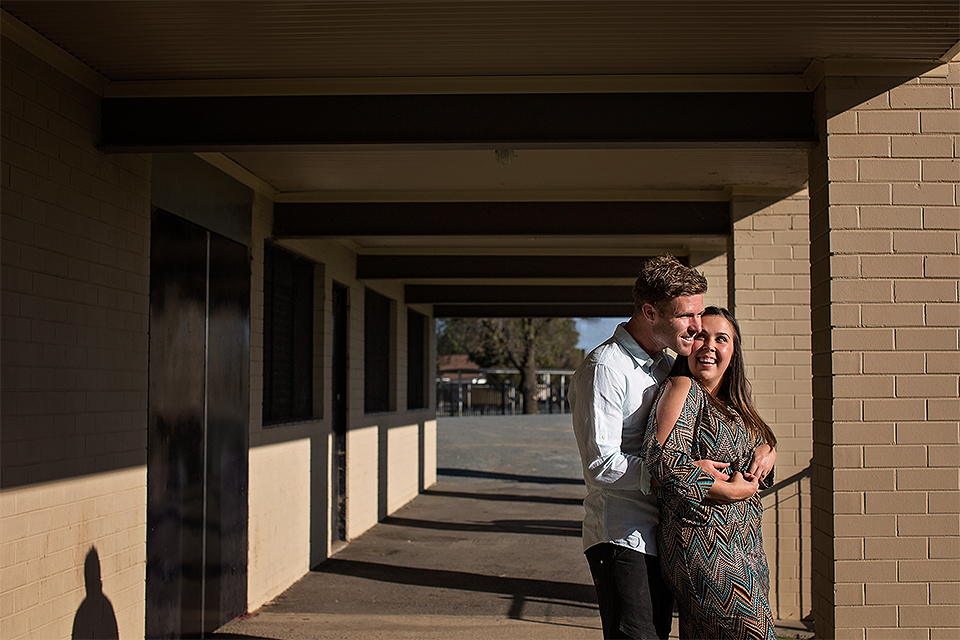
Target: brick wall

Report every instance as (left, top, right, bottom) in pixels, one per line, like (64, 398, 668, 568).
(731, 193, 814, 621)
(245, 191, 322, 610)
(387, 423, 421, 513)
(690, 245, 728, 309)
(346, 424, 381, 537)
(1, 36, 151, 639)
(247, 438, 312, 610)
(809, 60, 960, 639)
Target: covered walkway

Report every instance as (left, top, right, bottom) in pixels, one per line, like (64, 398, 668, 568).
(214, 415, 812, 640)
(215, 414, 597, 639)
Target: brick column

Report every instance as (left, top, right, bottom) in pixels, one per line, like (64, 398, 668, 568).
(730, 193, 813, 621)
(690, 243, 728, 309)
(808, 60, 960, 639)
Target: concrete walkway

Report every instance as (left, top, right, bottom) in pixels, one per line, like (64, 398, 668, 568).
(214, 414, 813, 640)
(215, 414, 599, 639)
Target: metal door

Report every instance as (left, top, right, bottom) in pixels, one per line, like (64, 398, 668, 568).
(147, 209, 249, 638)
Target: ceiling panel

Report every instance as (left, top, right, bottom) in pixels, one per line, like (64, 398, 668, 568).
(3, 0, 952, 317)
(227, 148, 809, 194)
(4, 1, 957, 81)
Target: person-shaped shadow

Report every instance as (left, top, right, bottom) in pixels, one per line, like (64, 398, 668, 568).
(72, 547, 119, 639)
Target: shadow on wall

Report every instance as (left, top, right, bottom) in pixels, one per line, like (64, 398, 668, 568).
(72, 547, 119, 640)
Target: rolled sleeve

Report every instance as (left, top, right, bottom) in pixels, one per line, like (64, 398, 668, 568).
(572, 363, 649, 493)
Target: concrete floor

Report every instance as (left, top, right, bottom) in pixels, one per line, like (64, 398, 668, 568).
(215, 414, 598, 639)
(214, 414, 813, 640)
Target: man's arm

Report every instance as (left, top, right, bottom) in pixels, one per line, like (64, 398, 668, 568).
(571, 363, 646, 490)
(748, 443, 776, 483)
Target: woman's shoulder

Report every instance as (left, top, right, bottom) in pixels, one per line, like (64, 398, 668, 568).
(661, 375, 702, 404)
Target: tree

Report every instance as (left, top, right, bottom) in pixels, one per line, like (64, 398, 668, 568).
(438, 317, 581, 414)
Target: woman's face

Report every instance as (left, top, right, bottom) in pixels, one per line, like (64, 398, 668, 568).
(687, 314, 736, 395)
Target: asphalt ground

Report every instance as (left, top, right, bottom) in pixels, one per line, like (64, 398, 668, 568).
(214, 414, 813, 640)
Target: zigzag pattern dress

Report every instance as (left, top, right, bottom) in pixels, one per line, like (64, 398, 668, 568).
(644, 379, 775, 640)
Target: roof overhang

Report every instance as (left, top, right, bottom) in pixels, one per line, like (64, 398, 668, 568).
(2, 2, 956, 317)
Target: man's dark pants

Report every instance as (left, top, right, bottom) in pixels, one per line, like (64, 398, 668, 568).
(585, 543, 673, 640)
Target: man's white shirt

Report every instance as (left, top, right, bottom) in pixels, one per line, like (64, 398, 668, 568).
(570, 323, 672, 554)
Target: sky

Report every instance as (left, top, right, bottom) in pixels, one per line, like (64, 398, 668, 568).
(575, 317, 628, 351)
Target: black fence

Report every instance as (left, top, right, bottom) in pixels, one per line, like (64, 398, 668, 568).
(436, 370, 574, 417)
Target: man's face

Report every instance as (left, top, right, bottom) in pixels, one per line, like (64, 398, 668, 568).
(649, 294, 705, 356)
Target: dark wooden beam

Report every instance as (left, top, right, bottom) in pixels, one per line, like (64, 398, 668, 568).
(406, 285, 631, 304)
(434, 303, 634, 318)
(275, 201, 729, 237)
(100, 92, 814, 151)
(358, 255, 662, 279)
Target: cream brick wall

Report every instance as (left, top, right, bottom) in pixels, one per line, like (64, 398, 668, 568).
(247, 195, 332, 604)
(690, 245, 728, 309)
(809, 60, 960, 639)
(386, 423, 420, 514)
(423, 419, 438, 488)
(1, 36, 151, 639)
(246, 438, 312, 610)
(1, 470, 146, 640)
(271, 237, 438, 545)
(731, 192, 813, 621)
(346, 424, 380, 537)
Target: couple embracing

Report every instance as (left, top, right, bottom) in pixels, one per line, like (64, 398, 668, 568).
(571, 255, 778, 640)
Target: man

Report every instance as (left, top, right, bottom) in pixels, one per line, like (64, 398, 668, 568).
(569, 254, 710, 640)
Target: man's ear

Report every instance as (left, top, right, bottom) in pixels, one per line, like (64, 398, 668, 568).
(641, 302, 658, 323)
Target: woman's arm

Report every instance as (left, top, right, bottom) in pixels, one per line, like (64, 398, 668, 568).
(644, 377, 716, 506)
(654, 376, 692, 446)
(651, 378, 758, 505)
(654, 379, 730, 482)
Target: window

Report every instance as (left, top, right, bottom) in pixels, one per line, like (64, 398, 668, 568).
(263, 244, 314, 425)
(406, 310, 427, 409)
(364, 288, 391, 413)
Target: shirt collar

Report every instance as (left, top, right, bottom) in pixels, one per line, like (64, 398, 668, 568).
(612, 323, 662, 372)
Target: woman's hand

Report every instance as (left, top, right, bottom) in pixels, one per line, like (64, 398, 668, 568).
(706, 471, 759, 503)
(748, 444, 776, 483)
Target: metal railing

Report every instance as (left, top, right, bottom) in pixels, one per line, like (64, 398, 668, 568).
(436, 369, 575, 417)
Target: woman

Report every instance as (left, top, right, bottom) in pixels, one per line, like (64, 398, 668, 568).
(644, 306, 777, 640)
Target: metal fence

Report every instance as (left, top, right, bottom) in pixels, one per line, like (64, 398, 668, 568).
(436, 370, 574, 417)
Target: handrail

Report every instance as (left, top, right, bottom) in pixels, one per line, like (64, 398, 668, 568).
(761, 464, 811, 496)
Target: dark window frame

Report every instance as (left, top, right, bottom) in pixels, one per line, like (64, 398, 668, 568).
(263, 244, 314, 426)
(406, 309, 427, 410)
(364, 288, 393, 414)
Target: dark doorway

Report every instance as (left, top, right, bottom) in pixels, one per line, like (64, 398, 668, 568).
(147, 209, 250, 638)
(331, 282, 349, 544)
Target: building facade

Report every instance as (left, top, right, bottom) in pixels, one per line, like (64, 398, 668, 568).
(1, 4, 958, 639)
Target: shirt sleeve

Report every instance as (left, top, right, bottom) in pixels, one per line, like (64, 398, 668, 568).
(644, 382, 714, 507)
(571, 362, 648, 492)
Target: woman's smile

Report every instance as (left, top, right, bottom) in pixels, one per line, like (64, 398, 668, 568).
(688, 315, 735, 394)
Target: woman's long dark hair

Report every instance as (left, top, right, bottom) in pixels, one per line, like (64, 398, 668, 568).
(668, 306, 777, 447)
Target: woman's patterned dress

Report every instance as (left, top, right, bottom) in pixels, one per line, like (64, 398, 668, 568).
(644, 378, 776, 640)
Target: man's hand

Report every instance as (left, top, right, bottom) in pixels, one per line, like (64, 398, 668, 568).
(748, 444, 776, 483)
(693, 459, 730, 481)
(707, 472, 759, 503)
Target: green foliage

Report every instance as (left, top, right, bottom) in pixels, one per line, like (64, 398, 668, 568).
(437, 317, 581, 370)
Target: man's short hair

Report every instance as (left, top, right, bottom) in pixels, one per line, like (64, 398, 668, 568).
(631, 255, 708, 313)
